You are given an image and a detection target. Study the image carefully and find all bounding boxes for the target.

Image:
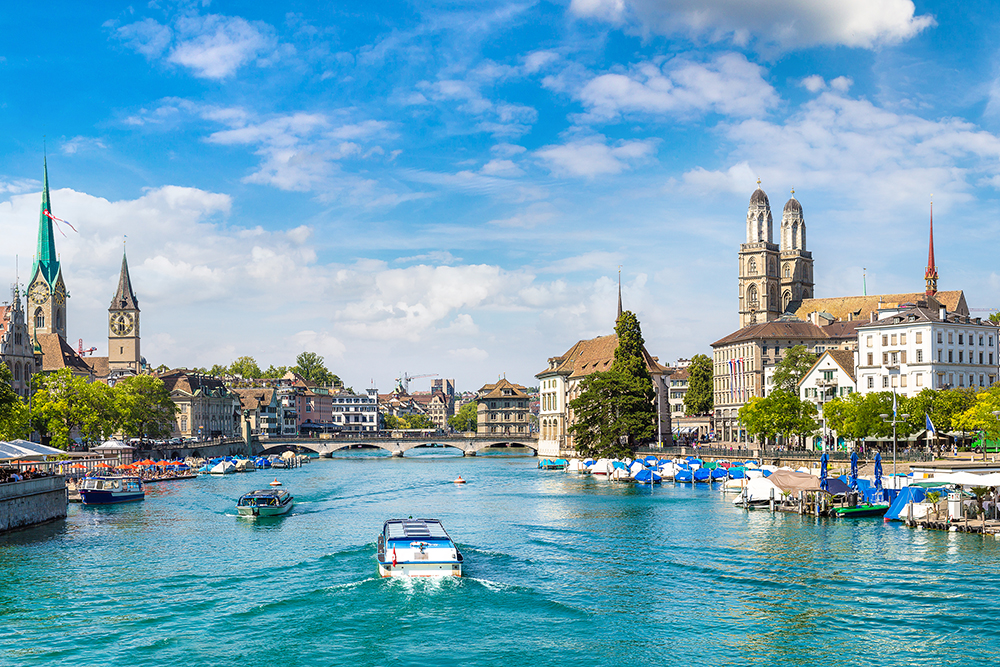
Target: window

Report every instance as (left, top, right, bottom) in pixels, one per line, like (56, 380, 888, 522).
(891, 352, 898, 365)
(867, 377, 874, 389)
(883, 376, 890, 388)
(959, 351, 964, 363)
(901, 375, 907, 387)
(882, 335, 889, 346)
(33, 308, 44, 329)
(867, 353, 874, 365)
(960, 375, 966, 387)
(937, 331, 943, 344)
(949, 332, 954, 344)
(916, 374, 923, 387)
(867, 336, 873, 348)
(981, 336, 985, 346)
(823, 370, 834, 380)
(883, 352, 889, 364)
(949, 350, 953, 363)
(916, 332, 922, 344)
(938, 350, 943, 362)
(959, 334, 964, 345)
(916, 349, 923, 363)
(900, 333, 907, 345)
(891, 334, 897, 345)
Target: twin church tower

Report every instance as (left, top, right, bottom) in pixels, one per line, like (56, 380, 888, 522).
(25, 158, 142, 376)
(737, 180, 814, 328)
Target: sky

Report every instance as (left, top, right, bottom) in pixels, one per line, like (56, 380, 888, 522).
(2, 0, 1000, 393)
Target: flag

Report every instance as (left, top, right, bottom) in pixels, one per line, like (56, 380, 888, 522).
(892, 388, 897, 420)
(43, 209, 78, 234)
(392, 546, 397, 566)
(925, 414, 936, 434)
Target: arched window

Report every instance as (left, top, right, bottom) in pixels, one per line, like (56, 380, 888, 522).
(747, 284, 758, 308)
(783, 264, 790, 278)
(33, 308, 44, 330)
(748, 258, 757, 275)
(13, 363, 20, 382)
(783, 291, 792, 310)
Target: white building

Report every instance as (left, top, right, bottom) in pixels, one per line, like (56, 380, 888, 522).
(798, 350, 857, 449)
(332, 389, 379, 433)
(856, 304, 999, 397)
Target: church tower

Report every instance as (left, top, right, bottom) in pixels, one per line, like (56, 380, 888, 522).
(778, 190, 814, 313)
(108, 247, 141, 373)
(925, 200, 938, 297)
(26, 158, 68, 342)
(738, 181, 780, 327)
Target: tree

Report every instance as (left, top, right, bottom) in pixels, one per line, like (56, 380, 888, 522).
(569, 311, 656, 458)
(448, 401, 478, 432)
(229, 356, 262, 379)
(114, 375, 178, 440)
(989, 312, 1000, 325)
(0, 364, 29, 440)
(208, 364, 228, 377)
(262, 364, 289, 379)
(739, 390, 818, 448)
(293, 352, 341, 387)
(771, 345, 818, 393)
(31, 370, 110, 449)
(403, 414, 436, 430)
(382, 414, 401, 430)
(684, 354, 713, 415)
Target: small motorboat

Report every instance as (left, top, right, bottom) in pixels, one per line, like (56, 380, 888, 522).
(79, 476, 145, 505)
(693, 468, 711, 483)
(210, 460, 236, 475)
(833, 503, 890, 518)
(675, 469, 693, 483)
(376, 518, 463, 578)
(236, 488, 294, 517)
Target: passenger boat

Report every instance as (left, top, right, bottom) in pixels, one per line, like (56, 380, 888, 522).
(833, 503, 890, 518)
(236, 488, 294, 517)
(376, 518, 463, 578)
(79, 476, 145, 505)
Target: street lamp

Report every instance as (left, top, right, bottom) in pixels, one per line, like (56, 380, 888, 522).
(880, 412, 910, 482)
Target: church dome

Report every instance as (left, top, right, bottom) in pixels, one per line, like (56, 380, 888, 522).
(783, 197, 802, 214)
(749, 188, 769, 207)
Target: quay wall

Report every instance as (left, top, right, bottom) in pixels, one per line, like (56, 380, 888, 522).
(0, 476, 68, 533)
(136, 438, 259, 460)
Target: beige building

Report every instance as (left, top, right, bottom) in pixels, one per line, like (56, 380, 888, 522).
(0, 288, 37, 397)
(476, 378, 530, 437)
(536, 319, 672, 457)
(159, 370, 240, 439)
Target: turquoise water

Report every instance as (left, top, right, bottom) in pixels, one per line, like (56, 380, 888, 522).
(2, 452, 999, 666)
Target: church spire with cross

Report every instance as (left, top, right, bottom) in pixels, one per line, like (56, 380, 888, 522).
(925, 198, 938, 297)
(33, 156, 60, 285)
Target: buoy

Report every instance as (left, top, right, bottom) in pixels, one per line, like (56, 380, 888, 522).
(453, 476, 466, 484)
(270, 479, 281, 487)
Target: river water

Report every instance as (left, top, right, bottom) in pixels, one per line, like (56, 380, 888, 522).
(2, 452, 998, 666)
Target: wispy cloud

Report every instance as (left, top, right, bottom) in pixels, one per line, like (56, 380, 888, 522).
(536, 136, 658, 178)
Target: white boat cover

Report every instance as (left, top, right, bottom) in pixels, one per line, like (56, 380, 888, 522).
(610, 468, 630, 481)
(733, 476, 782, 504)
(567, 459, 586, 472)
(591, 459, 614, 475)
(927, 472, 1000, 487)
(629, 461, 646, 475)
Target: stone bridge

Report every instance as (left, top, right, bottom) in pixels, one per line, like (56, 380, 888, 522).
(259, 436, 538, 457)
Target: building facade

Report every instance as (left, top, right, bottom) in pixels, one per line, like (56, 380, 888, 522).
(856, 304, 999, 397)
(476, 378, 531, 437)
(332, 389, 379, 432)
(798, 350, 857, 448)
(159, 370, 240, 439)
(0, 288, 35, 398)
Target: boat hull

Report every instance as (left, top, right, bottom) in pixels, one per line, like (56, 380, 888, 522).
(236, 502, 293, 517)
(377, 561, 462, 578)
(80, 490, 145, 505)
(834, 504, 890, 518)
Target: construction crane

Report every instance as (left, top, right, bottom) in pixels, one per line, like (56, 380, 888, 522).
(394, 372, 438, 394)
(77, 339, 98, 356)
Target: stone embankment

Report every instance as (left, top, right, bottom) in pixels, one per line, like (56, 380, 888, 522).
(0, 476, 68, 533)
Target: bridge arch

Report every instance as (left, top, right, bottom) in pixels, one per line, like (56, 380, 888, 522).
(471, 440, 537, 456)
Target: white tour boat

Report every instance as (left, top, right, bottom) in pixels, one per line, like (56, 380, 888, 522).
(376, 518, 463, 578)
(79, 476, 145, 505)
(236, 488, 294, 517)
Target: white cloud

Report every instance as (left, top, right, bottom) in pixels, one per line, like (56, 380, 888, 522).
(113, 13, 278, 79)
(480, 159, 524, 177)
(800, 75, 827, 93)
(487, 202, 558, 228)
(578, 53, 778, 120)
(448, 347, 489, 362)
(568, 0, 935, 50)
(830, 76, 853, 92)
(536, 136, 657, 177)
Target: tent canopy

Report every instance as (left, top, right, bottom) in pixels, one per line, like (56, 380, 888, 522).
(0, 439, 68, 461)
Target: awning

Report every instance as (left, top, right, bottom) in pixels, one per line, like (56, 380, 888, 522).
(0, 439, 68, 461)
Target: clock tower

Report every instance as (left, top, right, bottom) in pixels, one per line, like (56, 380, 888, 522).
(108, 248, 141, 373)
(27, 157, 68, 342)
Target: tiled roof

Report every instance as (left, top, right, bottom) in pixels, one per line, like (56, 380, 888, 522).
(712, 320, 828, 347)
(36, 334, 94, 375)
(536, 333, 670, 380)
(856, 305, 999, 330)
(159, 369, 230, 397)
(87, 356, 110, 378)
(477, 377, 528, 399)
(821, 319, 864, 341)
(826, 350, 857, 383)
(234, 387, 275, 410)
(668, 367, 690, 380)
(793, 290, 968, 322)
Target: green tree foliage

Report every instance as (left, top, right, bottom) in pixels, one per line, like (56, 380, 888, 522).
(569, 311, 656, 458)
(32, 370, 104, 449)
(382, 414, 401, 430)
(262, 364, 289, 379)
(229, 356, 262, 379)
(208, 364, 228, 377)
(989, 312, 1000, 325)
(402, 414, 436, 430)
(739, 390, 818, 445)
(114, 375, 178, 440)
(771, 345, 818, 393)
(293, 352, 341, 387)
(448, 401, 478, 432)
(954, 386, 1000, 439)
(683, 354, 713, 415)
(0, 364, 29, 440)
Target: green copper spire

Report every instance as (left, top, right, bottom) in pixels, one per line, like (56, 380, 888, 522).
(33, 156, 60, 285)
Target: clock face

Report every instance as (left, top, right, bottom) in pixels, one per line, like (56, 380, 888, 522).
(53, 285, 66, 305)
(111, 312, 134, 336)
(28, 282, 49, 304)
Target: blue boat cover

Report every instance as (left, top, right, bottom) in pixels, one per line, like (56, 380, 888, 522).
(693, 468, 711, 482)
(634, 469, 661, 483)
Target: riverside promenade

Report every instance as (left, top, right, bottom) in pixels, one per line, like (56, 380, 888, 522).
(0, 474, 67, 532)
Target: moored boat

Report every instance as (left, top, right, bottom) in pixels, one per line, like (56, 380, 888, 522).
(236, 488, 294, 517)
(210, 460, 236, 475)
(833, 503, 890, 518)
(79, 476, 145, 505)
(377, 518, 463, 578)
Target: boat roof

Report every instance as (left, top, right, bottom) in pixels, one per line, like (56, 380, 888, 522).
(383, 518, 451, 540)
(240, 489, 289, 498)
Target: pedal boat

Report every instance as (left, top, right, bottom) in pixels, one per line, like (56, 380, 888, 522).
(79, 476, 145, 505)
(377, 518, 463, 578)
(236, 488, 294, 517)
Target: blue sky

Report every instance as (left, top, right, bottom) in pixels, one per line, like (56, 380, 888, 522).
(3, 0, 1000, 392)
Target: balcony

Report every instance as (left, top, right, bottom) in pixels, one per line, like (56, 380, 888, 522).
(815, 378, 838, 387)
